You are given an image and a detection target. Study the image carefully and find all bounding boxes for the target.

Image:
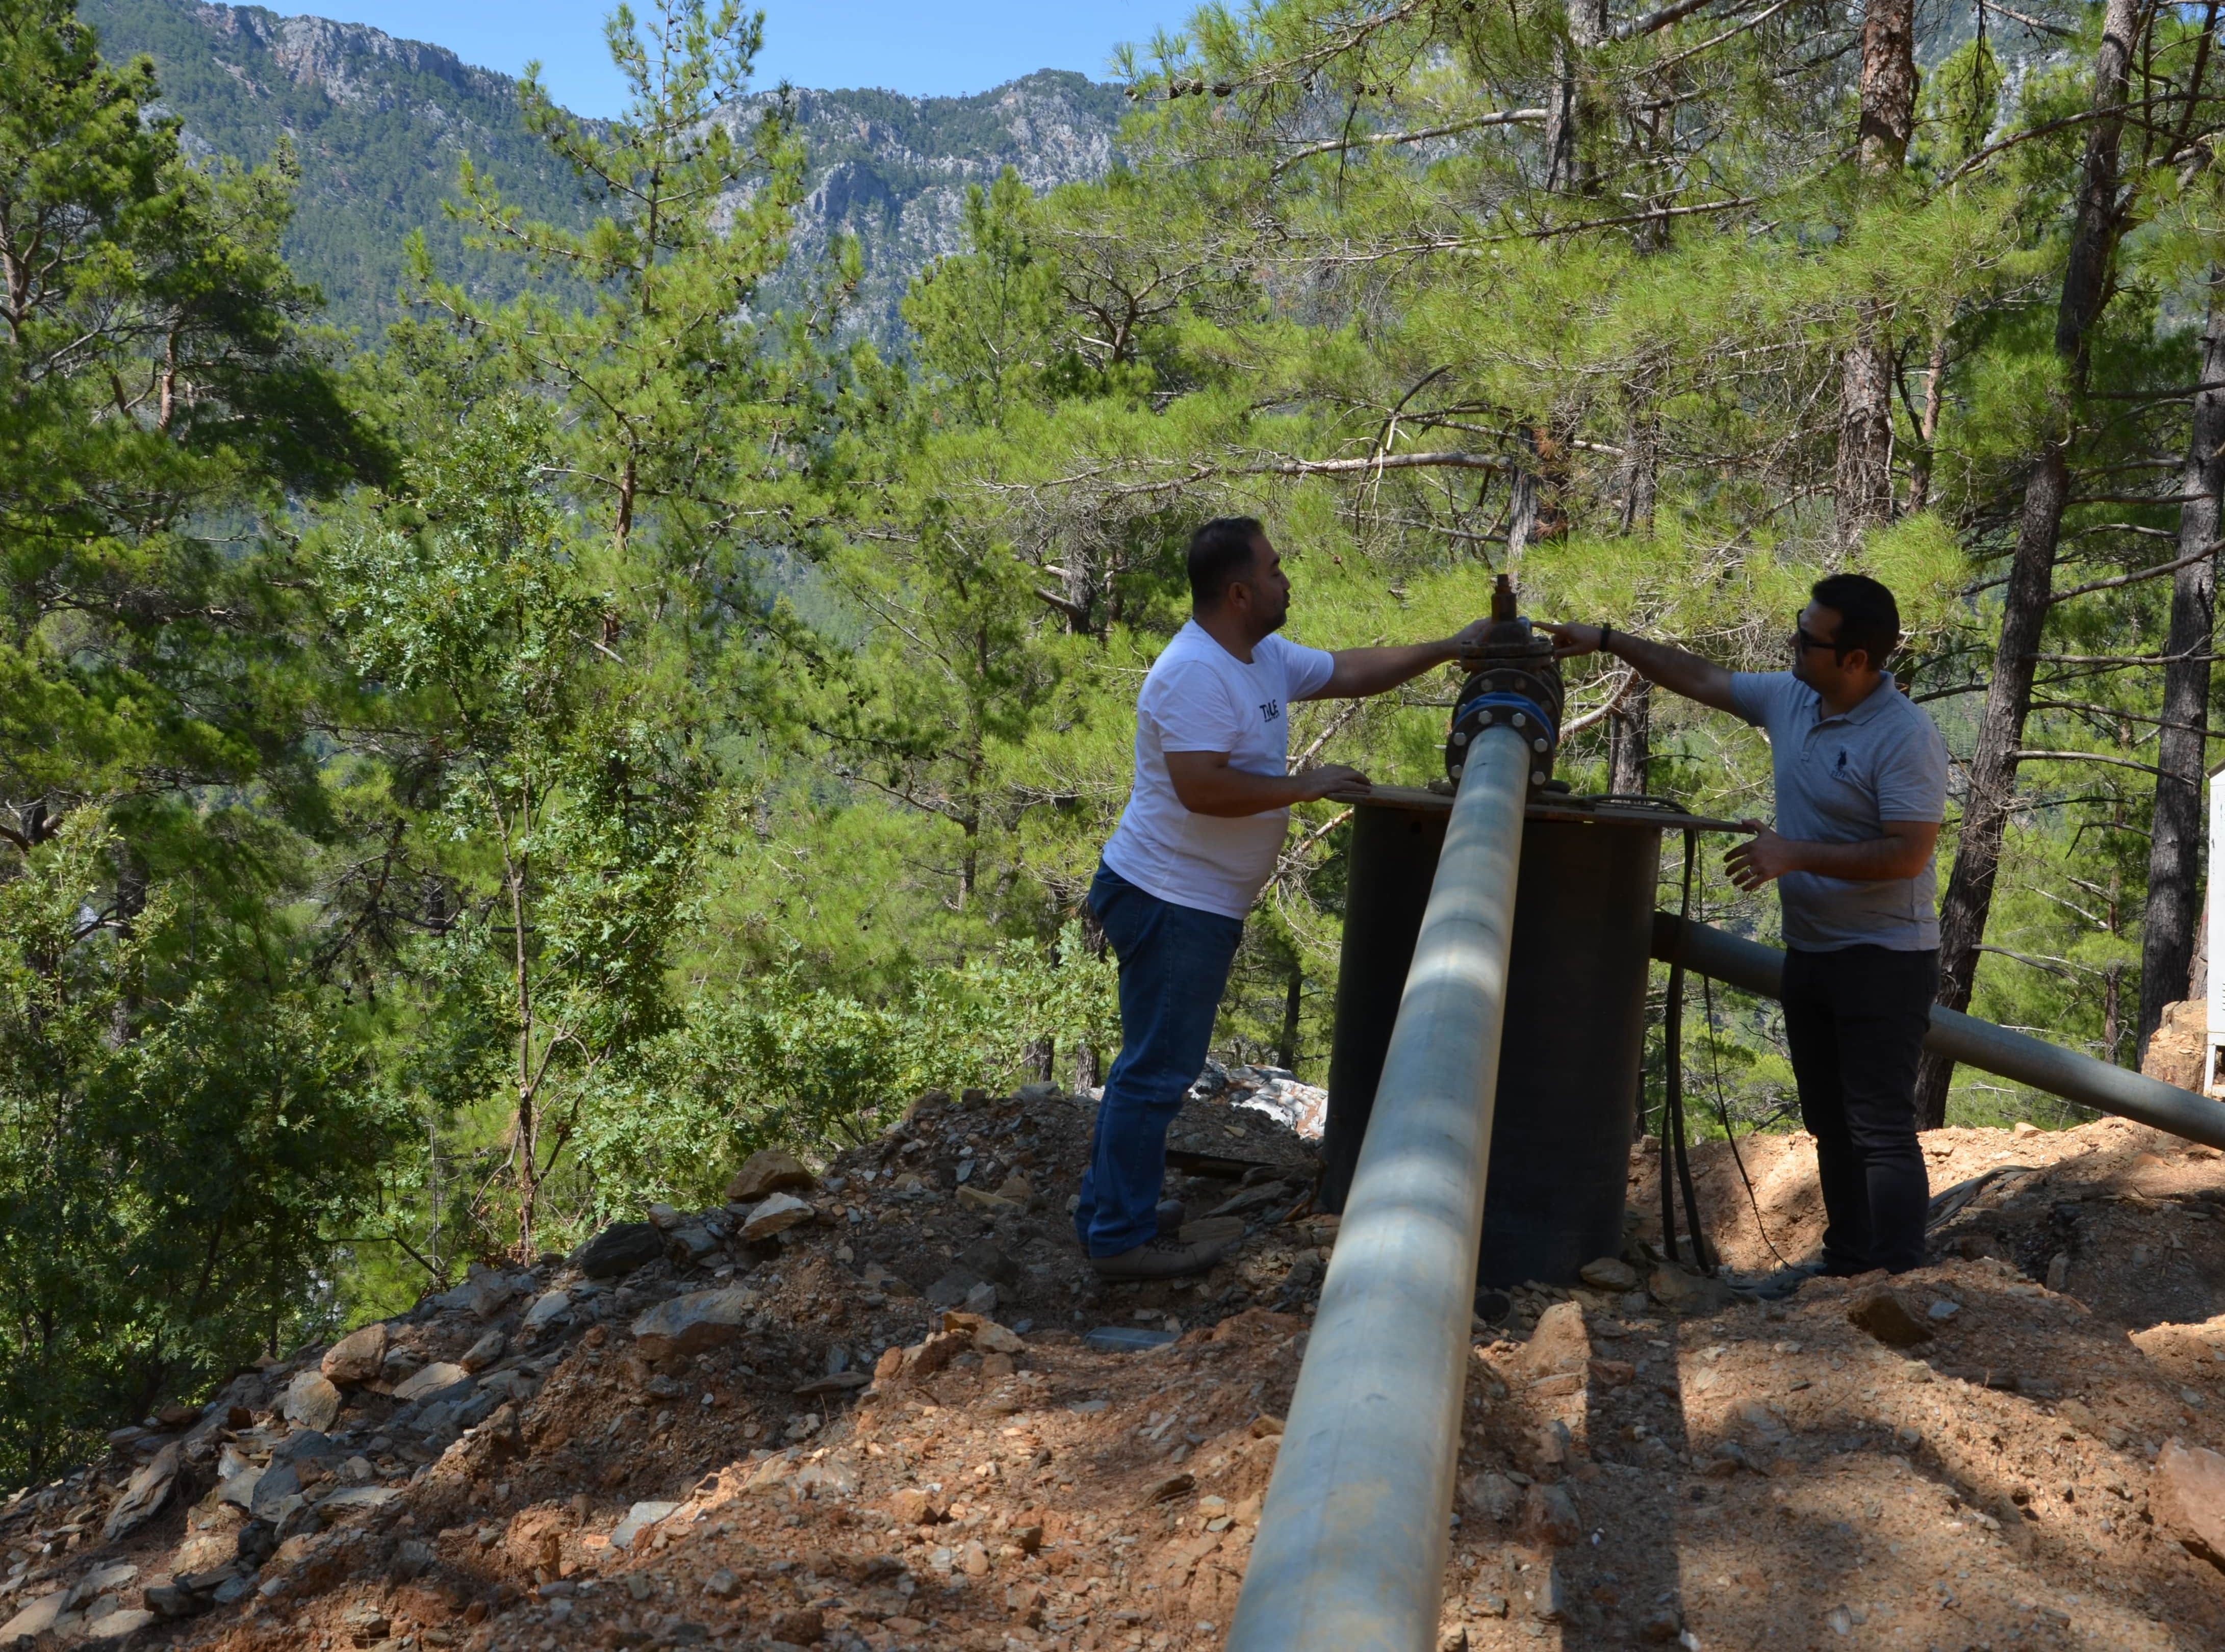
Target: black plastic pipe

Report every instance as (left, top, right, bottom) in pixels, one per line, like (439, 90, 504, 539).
(1652, 913, 2225, 1152)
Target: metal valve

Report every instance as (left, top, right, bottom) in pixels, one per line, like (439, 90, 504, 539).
(1443, 575, 1565, 789)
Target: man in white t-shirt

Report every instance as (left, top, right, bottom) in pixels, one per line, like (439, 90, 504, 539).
(1081, 517, 1490, 1280)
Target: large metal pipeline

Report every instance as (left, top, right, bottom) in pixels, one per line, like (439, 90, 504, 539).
(1224, 720, 1532, 1652)
(1652, 914, 2225, 1151)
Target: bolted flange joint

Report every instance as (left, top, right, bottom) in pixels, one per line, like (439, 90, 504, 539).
(1444, 575, 1565, 790)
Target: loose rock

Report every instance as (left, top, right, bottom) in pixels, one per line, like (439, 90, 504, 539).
(100, 1445, 178, 1541)
(2156, 1437, 2225, 1570)
(1847, 1286, 1935, 1349)
(740, 1191, 814, 1241)
(282, 1370, 344, 1431)
(631, 1285, 759, 1359)
(319, 1322, 388, 1386)
(726, 1148, 815, 1203)
(575, 1221, 664, 1279)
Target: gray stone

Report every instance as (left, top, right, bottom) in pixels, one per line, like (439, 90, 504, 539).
(460, 1328, 507, 1372)
(1647, 1265, 1735, 1315)
(665, 1223, 722, 1264)
(0, 1592, 65, 1642)
(392, 1361, 473, 1403)
(314, 1486, 400, 1524)
(1577, 1256, 1639, 1291)
(631, 1285, 760, 1359)
(924, 1267, 984, 1311)
(740, 1191, 814, 1241)
(144, 1583, 213, 1619)
(962, 1281, 999, 1315)
(1082, 1325, 1179, 1352)
(610, 1500, 682, 1550)
(269, 1429, 338, 1465)
(65, 1565, 138, 1612)
(86, 1608, 157, 1641)
(576, 1221, 664, 1279)
(430, 1263, 516, 1319)
(520, 1289, 573, 1336)
(1460, 1470, 1521, 1524)
(281, 1370, 343, 1432)
(1520, 1482, 1583, 1546)
(101, 1442, 180, 1540)
(956, 1237, 1022, 1287)
(249, 1462, 302, 1522)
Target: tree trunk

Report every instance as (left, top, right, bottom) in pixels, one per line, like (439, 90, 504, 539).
(1857, 0, 1917, 169)
(1610, 680, 1652, 795)
(1543, 0, 1606, 195)
(1917, 450, 2070, 1124)
(1277, 959, 1303, 1070)
(1904, 327, 1951, 515)
(1835, 0, 1917, 551)
(2137, 293, 2225, 1058)
(1916, 0, 2146, 1128)
(1837, 335, 1897, 547)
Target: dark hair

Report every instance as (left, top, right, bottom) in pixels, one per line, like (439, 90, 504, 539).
(1810, 572, 1900, 667)
(1188, 517, 1267, 607)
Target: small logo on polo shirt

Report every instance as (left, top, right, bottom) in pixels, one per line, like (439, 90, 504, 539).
(1835, 750, 1849, 773)
(1260, 700, 1283, 722)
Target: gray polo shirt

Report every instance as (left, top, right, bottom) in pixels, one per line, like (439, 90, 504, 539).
(1727, 671, 1949, 952)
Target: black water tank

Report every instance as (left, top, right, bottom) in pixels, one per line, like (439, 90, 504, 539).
(1321, 797, 1660, 1286)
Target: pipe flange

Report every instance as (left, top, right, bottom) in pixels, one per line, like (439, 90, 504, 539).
(1445, 668, 1563, 788)
(1442, 575, 1567, 790)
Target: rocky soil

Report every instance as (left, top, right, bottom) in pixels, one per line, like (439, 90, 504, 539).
(7, 1090, 2225, 1652)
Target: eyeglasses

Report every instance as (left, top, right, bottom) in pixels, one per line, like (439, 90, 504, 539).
(1793, 625, 1848, 655)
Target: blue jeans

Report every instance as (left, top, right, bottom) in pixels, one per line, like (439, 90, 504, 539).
(1075, 862, 1244, 1257)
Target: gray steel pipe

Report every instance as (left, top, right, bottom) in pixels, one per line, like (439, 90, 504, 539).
(1652, 913, 2225, 1152)
(1227, 725, 1531, 1652)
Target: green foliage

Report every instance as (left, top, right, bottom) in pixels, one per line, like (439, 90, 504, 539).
(0, 817, 398, 1488)
(574, 920, 1117, 1217)
(22, 0, 2225, 1497)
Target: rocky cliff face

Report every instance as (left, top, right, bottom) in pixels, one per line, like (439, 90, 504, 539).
(85, 0, 1126, 345)
(183, 3, 509, 108)
(746, 73, 1127, 342)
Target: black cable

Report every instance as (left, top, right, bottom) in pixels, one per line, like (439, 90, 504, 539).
(1702, 968, 1793, 1269)
(1664, 828, 1716, 1274)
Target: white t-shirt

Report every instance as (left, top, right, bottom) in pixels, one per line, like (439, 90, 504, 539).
(1102, 621, 1337, 919)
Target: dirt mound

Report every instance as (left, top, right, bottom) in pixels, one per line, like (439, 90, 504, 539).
(1634, 1116, 2225, 1333)
(5, 1102, 2225, 1651)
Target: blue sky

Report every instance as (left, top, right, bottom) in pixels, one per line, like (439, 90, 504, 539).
(287, 1, 1200, 115)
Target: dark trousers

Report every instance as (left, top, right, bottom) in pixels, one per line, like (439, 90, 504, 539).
(1780, 945, 1938, 1275)
(1073, 863, 1243, 1258)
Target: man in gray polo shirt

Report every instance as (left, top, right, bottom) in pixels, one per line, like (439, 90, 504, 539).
(1544, 574, 1949, 1279)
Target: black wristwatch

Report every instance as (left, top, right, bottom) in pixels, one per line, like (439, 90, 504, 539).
(1598, 624, 1616, 653)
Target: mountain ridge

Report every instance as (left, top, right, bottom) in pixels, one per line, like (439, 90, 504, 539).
(82, 0, 1129, 342)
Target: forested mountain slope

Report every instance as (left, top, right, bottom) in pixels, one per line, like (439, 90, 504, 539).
(82, 0, 1126, 338)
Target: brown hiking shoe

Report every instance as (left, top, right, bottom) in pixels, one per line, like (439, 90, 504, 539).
(1090, 1233, 1232, 1282)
